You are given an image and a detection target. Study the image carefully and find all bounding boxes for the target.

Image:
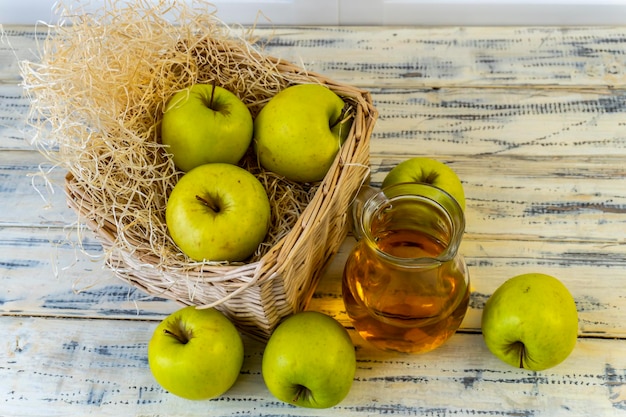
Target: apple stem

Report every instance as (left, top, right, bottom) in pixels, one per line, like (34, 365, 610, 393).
(292, 385, 311, 404)
(209, 80, 217, 109)
(423, 170, 440, 183)
(330, 103, 351, 129)
(196, 195, 220, 213)
(163, 321, 190, 345)
(517, 342, 525, 368)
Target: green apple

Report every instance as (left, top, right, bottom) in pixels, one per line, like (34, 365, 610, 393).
(148, 306, 244, 400)
(165, 163, 271, 262)
(254, 83, 353, 183)
(481, 273, 579, 371)
(161, 83, 253, 172)
(382, 157, 466, 210)
(262, 311, 356, 408)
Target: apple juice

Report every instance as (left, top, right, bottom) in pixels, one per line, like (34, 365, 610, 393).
(342, 183, 469, 354)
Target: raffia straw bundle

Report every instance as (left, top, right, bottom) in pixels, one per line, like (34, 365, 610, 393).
(21, 0, 377, 340)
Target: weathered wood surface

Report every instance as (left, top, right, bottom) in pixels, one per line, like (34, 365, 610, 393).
(3, 315, 626, 417)
(3, 26, 626, 88)
(1, 24, 626, 416)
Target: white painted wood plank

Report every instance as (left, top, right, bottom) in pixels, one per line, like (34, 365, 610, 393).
(2, 315, 626, 416)
(0, 84, 37, 150)
(0, 150, 74, 227)
(3, 148, 625, 242)
(2, 224, 625, 337)
(0, 224, 180, 320)
(311, 236, 626, 338)
(6, 84, 626, 157)
(373, 155, 626, 243)
(367, 88, 626, 157)
(0, 225, 180, 320)
(4, 25, 626, 88)
(10, 85, 626, 158)
(260, 26, 626, 88)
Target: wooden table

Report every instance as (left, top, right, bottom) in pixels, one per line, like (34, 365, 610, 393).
(2, 24, 626, 416)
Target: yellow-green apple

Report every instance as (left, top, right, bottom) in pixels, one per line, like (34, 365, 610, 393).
(161, 83, 253, 172)
(253, 84, 352, 183)
(382, 157, 466, 210)
(481, 273, 579, 371)
(165, 163, 270, 262)
(262, 311, 356, 408)
(148, 306, 244, 400)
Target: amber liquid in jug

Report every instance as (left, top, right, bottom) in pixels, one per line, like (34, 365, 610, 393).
(342, 183, 470, 354)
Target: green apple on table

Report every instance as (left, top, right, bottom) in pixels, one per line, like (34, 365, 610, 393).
(161, 83, 253, 172)
(481, 273, 579, 371)
(254, 83, 353, 183)
(165, 163, 271, 262)
(148, 306, 244, 400)
(382, 157, 466, 210)
(262, 311, 356, 408)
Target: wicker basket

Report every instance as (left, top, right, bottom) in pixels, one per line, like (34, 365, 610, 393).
(23, 2, 377, 341)
(64, 57, 376, 342)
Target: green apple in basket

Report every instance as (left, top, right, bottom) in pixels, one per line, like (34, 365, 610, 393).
(148, 306, 244, 400)
(481, 273, 579, 371)
(161, 83, 253, 172)
(166, 163, 271, 262)
(254, 83, 353, 183)
(262, 311, 357, 408)
(382, 157, 466, 210)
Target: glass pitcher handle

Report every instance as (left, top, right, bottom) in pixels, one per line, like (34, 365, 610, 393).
(350, 185, 379, 240)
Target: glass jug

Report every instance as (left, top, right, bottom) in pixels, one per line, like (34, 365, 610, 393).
(342, 182, 470, 354)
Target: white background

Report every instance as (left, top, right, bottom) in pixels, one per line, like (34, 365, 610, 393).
(2, 0, 626, 25)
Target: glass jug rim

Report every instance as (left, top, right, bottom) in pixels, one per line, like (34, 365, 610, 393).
(356, 182, 466, 266)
